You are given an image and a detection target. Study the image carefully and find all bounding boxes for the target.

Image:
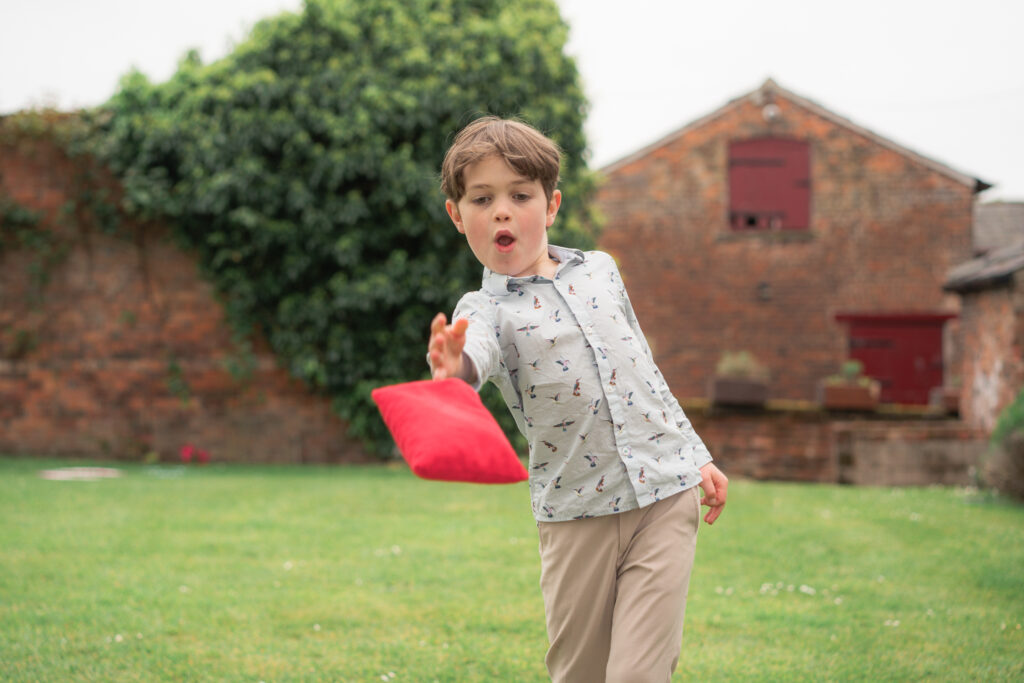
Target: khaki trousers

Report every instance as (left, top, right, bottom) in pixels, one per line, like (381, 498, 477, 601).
(537, 486, 701, 683)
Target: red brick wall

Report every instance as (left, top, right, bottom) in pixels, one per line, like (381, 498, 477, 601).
(596, 89, 974, 404)
(0, 136, 366, 463)
(687, 405, 985, 485)
(957, 274, 1024, 434)
(689, 408, 836, 481)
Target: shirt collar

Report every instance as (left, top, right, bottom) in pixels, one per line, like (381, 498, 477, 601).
(481, 245, 586, 296)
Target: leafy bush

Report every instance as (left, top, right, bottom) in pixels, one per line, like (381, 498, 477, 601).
(82, 0, 596, 453)
(987, 386, 1024, 501)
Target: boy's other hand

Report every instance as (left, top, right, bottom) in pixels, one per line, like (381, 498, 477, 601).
(428, 313, 469, 380)
(698, 462, 728, 525)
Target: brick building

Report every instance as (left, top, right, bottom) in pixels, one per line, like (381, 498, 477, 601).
(0, 123, 365, 463)
(595, 79, 989, 408)
(0, 92, 998, 480)
(944, 211, 1024, 434)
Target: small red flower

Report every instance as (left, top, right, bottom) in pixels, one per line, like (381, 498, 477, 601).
(196, 449, 210, 465)
(179, 443, 196, 464)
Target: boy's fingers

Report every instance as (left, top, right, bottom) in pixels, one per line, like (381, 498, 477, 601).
(714, 474, 729, 506)
(698, 471, 726, 525)
(699, 477, 716, 505)
(699, 493, 723, 525)
(429, 345, 450, 380)
(430, 312, 448, 336)
(704, 505, 723, 525)
(427, 314, 468, 381)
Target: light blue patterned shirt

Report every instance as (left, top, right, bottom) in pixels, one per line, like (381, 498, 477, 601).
(452, 245, 712, 522)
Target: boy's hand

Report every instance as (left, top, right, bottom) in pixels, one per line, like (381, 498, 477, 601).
(698, 462, 728, 525)
(428, 313, 469, 380)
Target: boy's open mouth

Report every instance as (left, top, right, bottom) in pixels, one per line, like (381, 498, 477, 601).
(495, 232, 516, 252)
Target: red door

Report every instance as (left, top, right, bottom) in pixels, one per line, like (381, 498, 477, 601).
(837, 314, 955, 405)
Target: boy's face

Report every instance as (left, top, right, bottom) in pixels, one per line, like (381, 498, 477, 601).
(446, 155, 561, 279)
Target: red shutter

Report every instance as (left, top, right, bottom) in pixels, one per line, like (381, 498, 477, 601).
(729, 138, 810, 230)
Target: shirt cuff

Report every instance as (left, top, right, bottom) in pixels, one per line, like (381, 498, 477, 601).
(692, 444, 713, 469)
(459, 351, 484, 391)
(425, 351, 482, 390)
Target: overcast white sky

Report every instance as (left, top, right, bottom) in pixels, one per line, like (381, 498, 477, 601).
(2, 0, 1021, 199)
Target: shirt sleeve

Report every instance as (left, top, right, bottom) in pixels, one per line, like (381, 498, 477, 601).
(618, 266, 714, 468)
(449, 291, 502, 392)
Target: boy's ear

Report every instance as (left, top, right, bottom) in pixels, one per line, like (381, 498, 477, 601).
(445, 199, 466, 234)
(545, 190, 562, 228)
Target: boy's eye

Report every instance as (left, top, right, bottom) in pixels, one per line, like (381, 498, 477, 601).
(471, 196, 491, 205)
(513, 193, 531, 201)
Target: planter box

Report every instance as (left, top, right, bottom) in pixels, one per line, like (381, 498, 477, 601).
(709, 377, 768, 407)
(929, 386, 960, 415)
(819, 382, 879, 411)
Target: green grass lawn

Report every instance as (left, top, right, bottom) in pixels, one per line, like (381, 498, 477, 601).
(1, 457, 1022, 682)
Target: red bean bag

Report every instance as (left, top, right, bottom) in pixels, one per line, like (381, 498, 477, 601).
(371, 378, 527, 484)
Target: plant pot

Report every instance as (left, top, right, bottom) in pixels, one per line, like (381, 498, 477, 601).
(709, 376, 768, 407)
(819, 382, 879, 411)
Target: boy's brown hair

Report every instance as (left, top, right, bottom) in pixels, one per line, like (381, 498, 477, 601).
(441, 116, 561, 203)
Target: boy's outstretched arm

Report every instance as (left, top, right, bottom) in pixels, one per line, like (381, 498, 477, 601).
(698, 462, 728, 525)
(428, 313, 474, 382)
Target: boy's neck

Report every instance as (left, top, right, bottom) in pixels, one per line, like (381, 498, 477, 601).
(537, 253, 559, 279)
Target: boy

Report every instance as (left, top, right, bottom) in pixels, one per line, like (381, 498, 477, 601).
(428, 116, 727, 682)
